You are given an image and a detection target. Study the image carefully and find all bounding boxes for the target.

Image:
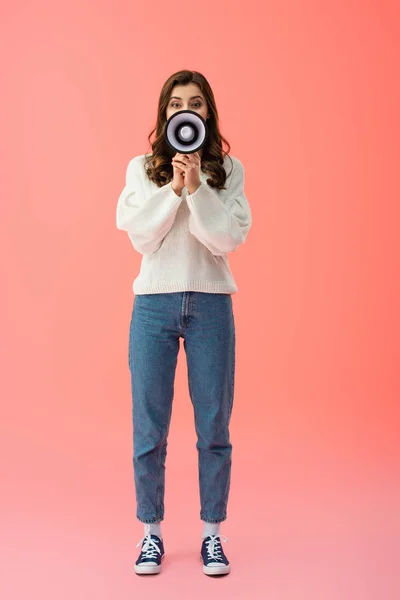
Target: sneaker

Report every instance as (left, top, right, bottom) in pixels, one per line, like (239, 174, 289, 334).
(134, 533, 165, 575)
(200, 533, 231, 575)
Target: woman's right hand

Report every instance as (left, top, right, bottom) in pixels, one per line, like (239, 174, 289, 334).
(171, 153, 186, 195)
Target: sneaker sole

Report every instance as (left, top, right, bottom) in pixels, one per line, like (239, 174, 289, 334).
(200, 554, 231, 575)
(134, 553, 165, 575)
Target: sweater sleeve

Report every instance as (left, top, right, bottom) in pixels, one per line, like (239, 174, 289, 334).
(185, 157, 252, 255)
(116, 155, 183, 254)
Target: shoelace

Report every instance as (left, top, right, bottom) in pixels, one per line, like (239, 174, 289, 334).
(203, 533, 228, 561)
(136, 534, 161, 559)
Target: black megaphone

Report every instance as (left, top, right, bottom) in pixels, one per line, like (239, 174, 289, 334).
(164, 109, 208, 154)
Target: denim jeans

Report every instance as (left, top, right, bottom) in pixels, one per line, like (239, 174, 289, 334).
(128, 291, 235, 524)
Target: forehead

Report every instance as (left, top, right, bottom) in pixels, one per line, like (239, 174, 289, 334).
(169, 83, 204, 99)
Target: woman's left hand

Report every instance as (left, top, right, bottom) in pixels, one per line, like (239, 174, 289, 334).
(171, 152, 201, 194)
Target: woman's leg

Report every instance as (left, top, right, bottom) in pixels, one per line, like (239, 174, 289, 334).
(129, 293, 181, 523)
(182, 292, 235, 523)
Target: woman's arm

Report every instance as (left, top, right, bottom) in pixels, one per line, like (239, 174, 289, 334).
(116, 155, 183, 254)
(185, 157, 252, 255)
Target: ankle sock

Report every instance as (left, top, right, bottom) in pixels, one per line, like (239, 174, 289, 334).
(144, 522, 162, 540)
(202, 520, 220, 539)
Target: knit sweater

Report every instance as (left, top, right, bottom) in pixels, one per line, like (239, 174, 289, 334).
(116, 153, 252, 295)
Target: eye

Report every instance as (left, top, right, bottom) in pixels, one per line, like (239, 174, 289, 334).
(171, 102, 202, 108)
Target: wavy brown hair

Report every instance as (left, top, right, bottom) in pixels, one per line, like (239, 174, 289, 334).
(144, 70, 233, 190)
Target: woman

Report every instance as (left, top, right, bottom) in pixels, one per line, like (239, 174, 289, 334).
(116, 70, 252, 576)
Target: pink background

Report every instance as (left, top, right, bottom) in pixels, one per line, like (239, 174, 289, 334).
(1, 1, 399, 598)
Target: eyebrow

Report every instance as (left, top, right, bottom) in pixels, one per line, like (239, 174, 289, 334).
(170, 95, 204, 101)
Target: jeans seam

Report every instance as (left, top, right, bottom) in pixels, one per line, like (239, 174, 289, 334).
(187, 368, 199, 433)
(156, 440, 163, 517)
(229, 323, 235, 415)
(155, 388, 173, 520)
(128, 316, 133, 370)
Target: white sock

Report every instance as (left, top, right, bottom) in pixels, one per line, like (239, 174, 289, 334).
(144, 522, 162, 540)
(202, 521, 220, 539)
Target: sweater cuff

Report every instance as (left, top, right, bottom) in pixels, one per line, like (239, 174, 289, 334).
(167, 180, 183, 200)
(186, 182, 210, 201)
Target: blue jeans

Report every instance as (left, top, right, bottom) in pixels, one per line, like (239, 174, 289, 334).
(128, 291, 235, 524)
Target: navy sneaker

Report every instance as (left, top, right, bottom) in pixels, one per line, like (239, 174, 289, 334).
(200, 533, 231, 575)
(134, 533, 165, 575)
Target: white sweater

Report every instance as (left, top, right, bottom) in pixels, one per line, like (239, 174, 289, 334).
(116, 153, 252, 295)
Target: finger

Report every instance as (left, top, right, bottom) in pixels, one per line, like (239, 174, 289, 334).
(184, 153, 199, 164)
(192, 152, 201, 163)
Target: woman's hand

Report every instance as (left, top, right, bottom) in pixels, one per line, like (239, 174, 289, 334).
(171, 154, 185, 196)
(171, 152, 201, 194)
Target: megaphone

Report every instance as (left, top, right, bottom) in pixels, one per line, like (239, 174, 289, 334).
(164, 109, 208, 154)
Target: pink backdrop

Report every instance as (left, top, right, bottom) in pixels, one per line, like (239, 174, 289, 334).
(1, 1, 399, 598)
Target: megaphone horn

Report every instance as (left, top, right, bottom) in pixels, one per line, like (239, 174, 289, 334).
(164, 109, 208, 154)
